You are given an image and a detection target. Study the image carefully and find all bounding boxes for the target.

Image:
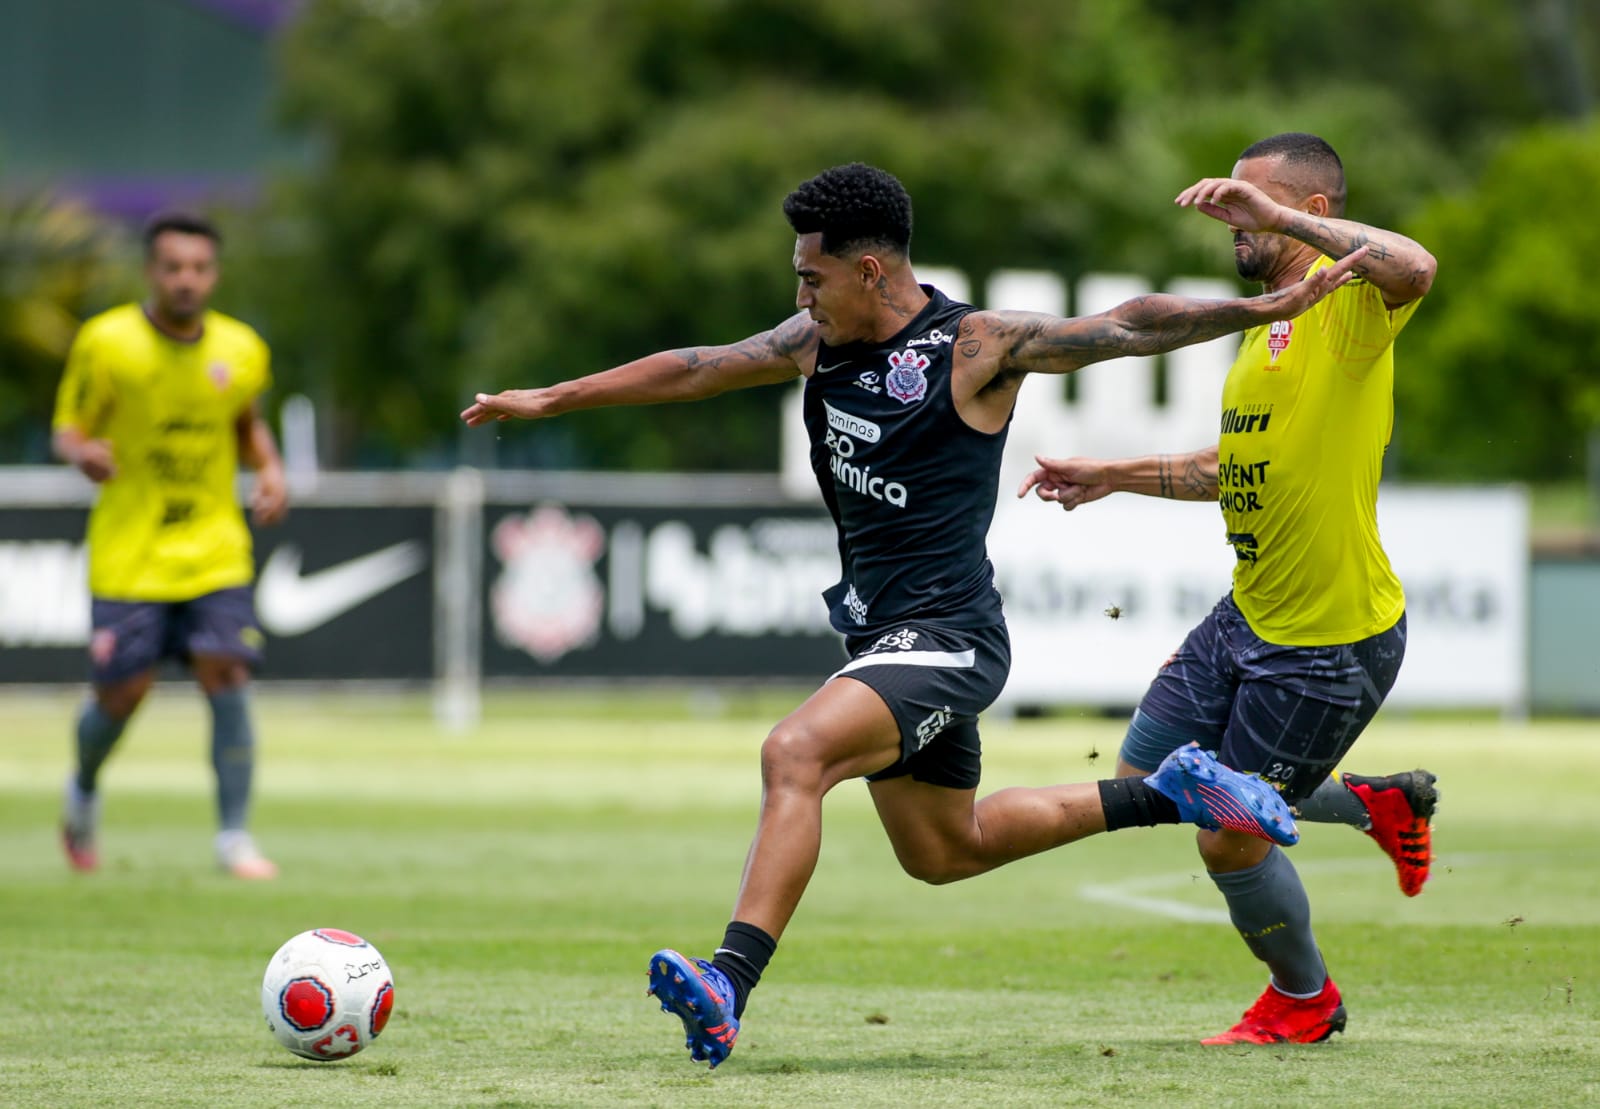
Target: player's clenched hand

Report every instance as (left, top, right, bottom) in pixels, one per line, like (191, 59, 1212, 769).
(1017, 455, 1117, 511)
(460, 389, 553, 427)
(72, 438, 117, 483)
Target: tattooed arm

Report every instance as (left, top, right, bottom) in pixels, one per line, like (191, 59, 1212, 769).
(1017, 446, 1218, 511)
(1017, 444, 1216, 508)
(1177, 176, 1436, 308)
(1273, 210, 1435, 308)
(462, 312, 815, 425)
(962, 246, 1364, 384)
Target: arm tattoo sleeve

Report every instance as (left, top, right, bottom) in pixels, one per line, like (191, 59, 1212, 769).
(1279, 211, 1431, 301)
(1155, 453, 1215, 500)
(1181, 454, 1215, 499)
(671, 334, 773, 372)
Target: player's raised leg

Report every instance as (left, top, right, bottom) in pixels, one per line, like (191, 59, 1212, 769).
(1297, 770, 1438, 895)
(1144, 743, 1300, 846)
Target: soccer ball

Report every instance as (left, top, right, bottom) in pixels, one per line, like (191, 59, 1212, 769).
(260, 928, 395, 1060)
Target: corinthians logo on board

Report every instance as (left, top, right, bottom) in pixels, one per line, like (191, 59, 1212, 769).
(490, 504, 605, 662)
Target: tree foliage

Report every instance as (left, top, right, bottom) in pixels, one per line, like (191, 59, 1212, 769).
(1394, 121, 1600, 480)
(270, 0, 1218, 467)
(7, 0, 1592, 476)
(0, 195, 126, 463)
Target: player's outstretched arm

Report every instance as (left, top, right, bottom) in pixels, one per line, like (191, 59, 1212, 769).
(1018, 446, 1218, 511)
(1176, 177, 1436, 308)
(461, 313, 816, 427)
(979, 246, 1366, 379)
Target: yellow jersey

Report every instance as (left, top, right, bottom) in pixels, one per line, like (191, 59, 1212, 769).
(52, 304, 272, 601)
(1217, 257, 1421, 645)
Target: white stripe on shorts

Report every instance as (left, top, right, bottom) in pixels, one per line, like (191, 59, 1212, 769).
(831, 648, 977, 680)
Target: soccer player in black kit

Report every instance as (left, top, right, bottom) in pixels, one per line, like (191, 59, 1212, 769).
(462, 163, 1366, 1069)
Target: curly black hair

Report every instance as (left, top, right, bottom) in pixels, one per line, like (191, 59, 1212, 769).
(782, 163, 913, 258)
(1238, 133, 1347, 217)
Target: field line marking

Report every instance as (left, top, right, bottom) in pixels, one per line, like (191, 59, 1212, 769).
(1077, 873, 1232, 923)
(1078, 853, 1515, 923)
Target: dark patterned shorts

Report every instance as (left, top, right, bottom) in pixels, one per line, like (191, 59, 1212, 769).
(88, 586, 264, 684)
(1119, 593, 1405, 804)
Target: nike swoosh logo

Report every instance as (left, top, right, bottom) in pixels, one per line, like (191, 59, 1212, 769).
(815, 361, 851, 374)
(256, 540, 428, 636)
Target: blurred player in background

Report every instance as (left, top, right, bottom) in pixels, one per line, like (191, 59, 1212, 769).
(465, 163, 1367, 1069)
(52, 211, 286, 880)
(1021, 133, 1438, 1043)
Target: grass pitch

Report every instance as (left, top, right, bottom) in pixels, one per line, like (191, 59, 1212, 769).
(1, 686, 1596, 1108)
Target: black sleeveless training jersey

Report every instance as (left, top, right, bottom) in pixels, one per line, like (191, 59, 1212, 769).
(802, 285, 1010, 637)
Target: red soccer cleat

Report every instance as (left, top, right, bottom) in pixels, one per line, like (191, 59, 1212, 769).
(1345, 770, 1437, 897)
(1202, 978, 1347, 1045)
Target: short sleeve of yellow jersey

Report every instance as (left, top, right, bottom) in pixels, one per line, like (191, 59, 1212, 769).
(1307, 255, 1424, 379)
(53, 316, 115, 435)
(216, 316, 274, 410)
(246, 326, 272, 401)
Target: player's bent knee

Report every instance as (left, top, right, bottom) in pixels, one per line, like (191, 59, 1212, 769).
(889, 839, 981, 885)
(758, 723, 829, 791)
(900, 859, 966, 885)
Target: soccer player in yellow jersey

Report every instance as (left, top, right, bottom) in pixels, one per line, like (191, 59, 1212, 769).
(51, 211, 287, 879)
(1020, 134, 1438, 1044)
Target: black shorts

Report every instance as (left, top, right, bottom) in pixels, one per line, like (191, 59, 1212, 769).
(88, 586, 265, 684)
(833, 622, 1011, 791)
(1119, 593, 1406, 804)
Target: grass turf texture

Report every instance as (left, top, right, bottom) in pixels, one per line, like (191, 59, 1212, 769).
(1, 687, 1596, 1108)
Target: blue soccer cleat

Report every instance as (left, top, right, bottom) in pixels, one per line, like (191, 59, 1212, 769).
(1146, 743, 1300, 846)
(646, 949, 740, 1069)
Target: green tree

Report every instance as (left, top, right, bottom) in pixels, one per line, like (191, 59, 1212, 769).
(1394, 121, 1600, 481)
(262, 0, 1587, 471)
(271, 0, 1198, 467)
(0, 194, 123, 463)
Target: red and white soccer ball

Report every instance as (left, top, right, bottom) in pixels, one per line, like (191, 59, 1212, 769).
(261, 928, 395, 1061)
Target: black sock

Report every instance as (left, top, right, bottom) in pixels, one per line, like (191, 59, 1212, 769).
(711, 921, 776, 1019)
(1098, 777, 1181, 831)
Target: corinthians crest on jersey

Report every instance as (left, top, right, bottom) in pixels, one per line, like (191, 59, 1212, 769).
(885, 348, 929, 403)
(801, 286, 1008, 638)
